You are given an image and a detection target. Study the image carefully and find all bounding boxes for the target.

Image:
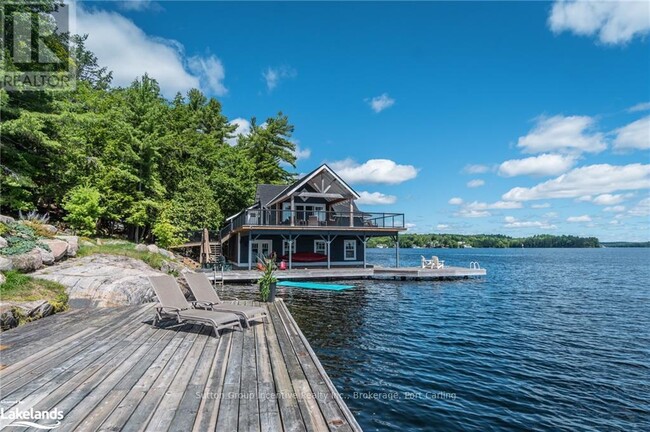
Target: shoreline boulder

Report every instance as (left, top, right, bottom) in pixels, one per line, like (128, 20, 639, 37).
(41, 239, 69, 261)
(9, 250, 43, 272)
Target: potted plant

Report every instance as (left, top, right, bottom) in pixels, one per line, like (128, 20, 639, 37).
(258, 254, 278, 302)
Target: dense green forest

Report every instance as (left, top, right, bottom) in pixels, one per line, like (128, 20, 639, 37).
(369, 234, 601, 248)
(1, 1, 296, 247)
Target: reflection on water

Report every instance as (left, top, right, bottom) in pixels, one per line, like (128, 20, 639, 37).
(221, 248, 650, 431)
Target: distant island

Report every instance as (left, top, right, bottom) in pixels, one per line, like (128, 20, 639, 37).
(370, 234, 605, 248)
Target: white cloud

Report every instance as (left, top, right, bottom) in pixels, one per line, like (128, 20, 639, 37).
(436, 224, 450, 230)
(613, 116, 650, 151)
(187, 56, 227, 96)
(262, 66, 297, 92)
(356, 191, 397, 205)
(544, 212, 559, 218)
(467, 179, 485, 188)
(504, 216, 557, 229)
(567, 215, 592, 223)
(629, 102, 650, 113)
(456, 209, 491, 218)
(576, 195, 593, 202)
(405, 223, 417, 230)
(462, 164, 490, 174)
(455, 200, 522, 218)
(77, 7, 226, 98)
(465, 201, 523, 210)
(592, 193, 629, 205)
(628, 197, 650, 216)
(329, 159, 418, 185)
(604, 205, 626, 212)
(531, 202, 551, 209)
(294, 145, 311, 161)
(227, 118, 251, 146)
(498, 153, 577, 177)
(517, 115, 606, 154)
(548, 0, 650, 45)
(448, 197, 464, 205)
(367, 93, 395, 113)
(502, 163, 650, 201)
(118, 0, 155, 11)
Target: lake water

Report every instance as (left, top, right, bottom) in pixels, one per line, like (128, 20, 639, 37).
(276, 248, 650, 431)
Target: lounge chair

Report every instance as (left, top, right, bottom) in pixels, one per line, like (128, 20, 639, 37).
(184, 272, 267, 328)
(148, 275, 243, 337)
(431, 256, 445, 269)
(421, 256, 433, 268)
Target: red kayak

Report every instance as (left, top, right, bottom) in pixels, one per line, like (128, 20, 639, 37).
(280, 252, 327, 262)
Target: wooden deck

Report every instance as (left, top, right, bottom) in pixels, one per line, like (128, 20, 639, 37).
(209, 266, 486, 283)
(0, 301, 361, 432)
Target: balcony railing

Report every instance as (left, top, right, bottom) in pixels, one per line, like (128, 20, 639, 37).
(220, 209, 405, 239)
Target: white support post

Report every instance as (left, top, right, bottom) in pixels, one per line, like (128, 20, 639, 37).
(327, 234, 331, 270)
(288, 234, 293, 270)
(363, 234, 367, 269)
(248, 233, 253, 270)
(290, 196, 295, 226)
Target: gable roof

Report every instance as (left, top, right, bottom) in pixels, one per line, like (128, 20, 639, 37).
(255, 184, 287, 207)
(266, 164, 360, 207)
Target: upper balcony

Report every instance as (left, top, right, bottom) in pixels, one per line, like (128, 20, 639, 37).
(220, 209, 405, 240)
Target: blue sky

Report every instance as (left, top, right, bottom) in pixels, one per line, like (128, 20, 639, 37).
(77, 1, 650, 241)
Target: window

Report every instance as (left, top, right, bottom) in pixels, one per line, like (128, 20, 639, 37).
(344, 240, 356, 261)
(282, 240, 296, 256)
(281, 202, 326, 223)
(314, 240, 327, 255)
(251, 240, 272, 261)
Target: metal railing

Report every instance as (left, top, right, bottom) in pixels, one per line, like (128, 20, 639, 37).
(220, 209, 405, 238)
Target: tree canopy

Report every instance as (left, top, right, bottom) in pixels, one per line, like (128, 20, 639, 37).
(1, 5, 297, 245)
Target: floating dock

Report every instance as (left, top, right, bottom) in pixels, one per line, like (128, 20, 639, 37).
(210, 265, 486, 284)
(0, 300, 361, 431)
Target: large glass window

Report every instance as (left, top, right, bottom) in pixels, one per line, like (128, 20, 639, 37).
(282, 240, 296, 256)
(344, 240, 356, 260)
(251, 240, 272, 261)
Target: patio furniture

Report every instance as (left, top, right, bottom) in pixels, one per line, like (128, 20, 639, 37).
(148, 275, 243, 337)
(184, 272, 267, 328)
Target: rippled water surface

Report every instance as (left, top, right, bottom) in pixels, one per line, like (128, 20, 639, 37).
(229, 248, 650, 431)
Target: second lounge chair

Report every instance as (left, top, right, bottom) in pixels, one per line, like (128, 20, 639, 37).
(148, 275, 243, 337)
(184, 272, 267, 328)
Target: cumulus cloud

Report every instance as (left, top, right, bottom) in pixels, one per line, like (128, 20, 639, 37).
(448, 197, 464, 205)
(118, 1, 156, 11)
(356, 191, 397, 205)
(405, 223, 417, 230)
(262, 66, 297, 92)
(613, 116, 650, 151)
(628, 197, 650, 216)
(531, 203, 551, 209)
(226, 118, 251, 146)
(517, 115, 606, 154)
(548, 0, 650, 45)
(467, 179, 485, 188)
(329, 159, 418, 185)
(294, 145, 311, 161)
(498, 153, 577, 177)
(188, 56, 227, 96)
(629, 102, 650, 113)
(567, 215, 592, 223)
(77, 7, 226, 98)
(455, 200, 523, 218)
(502, 163, 650, 201)
(592, 193, 630, 205)
(437, 224, 450, 230)
(462, 164, 491, 174)
(604, 205, 626, 212)
(504, 216, 557, 229)
(367, 93, 395, 113)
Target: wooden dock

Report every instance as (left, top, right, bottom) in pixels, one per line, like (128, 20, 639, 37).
(209, 265, 486, 284)
(0, 301, 361, 431)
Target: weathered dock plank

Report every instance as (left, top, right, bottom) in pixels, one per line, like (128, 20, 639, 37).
(0, 301, 360, 432)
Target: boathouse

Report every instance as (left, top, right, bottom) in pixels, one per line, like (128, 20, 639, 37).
(219, 164, 406, 269)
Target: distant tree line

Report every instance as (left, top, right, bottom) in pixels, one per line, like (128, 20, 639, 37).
(1, 1, 296, 247)
(369, 234, 601, 248)
(600, 242, 650, 248)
